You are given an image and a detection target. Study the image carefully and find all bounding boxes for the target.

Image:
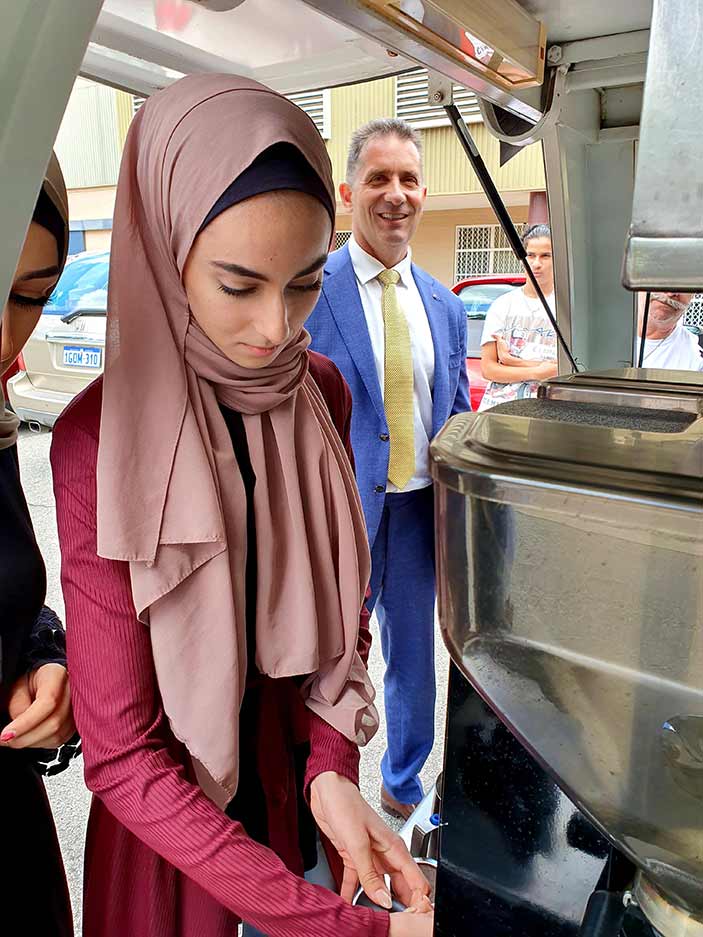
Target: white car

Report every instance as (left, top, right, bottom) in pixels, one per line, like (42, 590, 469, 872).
(8, 250, 108, 428)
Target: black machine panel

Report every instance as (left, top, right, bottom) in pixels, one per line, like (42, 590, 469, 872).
(434, 666, 655, 937)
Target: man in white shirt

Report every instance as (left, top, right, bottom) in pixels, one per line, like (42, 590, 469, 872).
(306, 119, 470, 819)
(636, 292, 703, 371)
(479, 225, 558, 410)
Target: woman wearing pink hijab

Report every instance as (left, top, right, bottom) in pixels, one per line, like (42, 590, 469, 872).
(50, 75, 432, 937)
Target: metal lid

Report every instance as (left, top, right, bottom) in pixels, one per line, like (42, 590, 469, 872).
(541, 368, 703, 414)
(430, 370, 703, 505)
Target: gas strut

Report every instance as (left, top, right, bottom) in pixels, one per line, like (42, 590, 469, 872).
(636, 292, 651, 367)
(444, 103, 580, 374)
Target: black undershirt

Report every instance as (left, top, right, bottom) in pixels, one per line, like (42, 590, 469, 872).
(219, 407, 316, 870)
(0, 445, 46, 695)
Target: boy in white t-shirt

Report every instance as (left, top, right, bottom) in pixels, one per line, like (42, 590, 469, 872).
(636, 291, 703, 371)
(479, 224, 558, 411)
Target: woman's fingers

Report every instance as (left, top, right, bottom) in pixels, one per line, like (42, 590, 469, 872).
(339, 863, 360, 905)
(9, 710, 75, 749)
(348, 834, 392, 908)
(308, 773, 426, 911)
(0, 664, 74, 748)
(6, 674, 32, 721)
(407, 890, 433, 913)
(1, 694, 57, 745)
(381, 843, 430, 908)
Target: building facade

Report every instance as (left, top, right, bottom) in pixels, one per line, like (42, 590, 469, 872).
(56, 71, 546, 288)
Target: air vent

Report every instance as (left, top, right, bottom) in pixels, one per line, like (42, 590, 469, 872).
(396, 69, 481, 129)
(286, 89, 330, 139)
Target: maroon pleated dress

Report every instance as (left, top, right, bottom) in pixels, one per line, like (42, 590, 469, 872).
(51, 352, 389, 937)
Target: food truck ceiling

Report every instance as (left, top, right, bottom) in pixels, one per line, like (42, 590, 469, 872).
(84, 0, 558, 123)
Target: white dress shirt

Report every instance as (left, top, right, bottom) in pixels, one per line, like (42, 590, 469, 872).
(348, 235, 435, 491)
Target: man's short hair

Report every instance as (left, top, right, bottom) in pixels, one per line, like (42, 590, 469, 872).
(522, 223, 551, 247)
(346, 118, 423, 185)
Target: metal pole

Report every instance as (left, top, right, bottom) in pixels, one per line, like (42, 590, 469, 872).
(444, 102, 579, 373)
(636, 292, 651, 367)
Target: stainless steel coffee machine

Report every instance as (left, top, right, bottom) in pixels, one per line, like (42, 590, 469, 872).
(431, 369, 702, 936)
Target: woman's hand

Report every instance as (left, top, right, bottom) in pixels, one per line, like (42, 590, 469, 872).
(309, 771, 431, 910)
(389, 907, 434, 937)
(0, 663, 75, 748)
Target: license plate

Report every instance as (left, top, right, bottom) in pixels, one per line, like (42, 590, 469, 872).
(63, 345, 102, 369)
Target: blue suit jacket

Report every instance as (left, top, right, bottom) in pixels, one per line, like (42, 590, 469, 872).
(306, 244, 471, 548)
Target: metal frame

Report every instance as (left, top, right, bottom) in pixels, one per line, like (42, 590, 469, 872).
(92, 11, 246, 78)
(302, 0, 544, 123)
(474, 28, 653, 370)
(624, 0, 703, 291)
(478, 63, 566, 147)
(80, 45, 180, 97)
(0, 0, 104, 315)
(354, 0, 546, 89)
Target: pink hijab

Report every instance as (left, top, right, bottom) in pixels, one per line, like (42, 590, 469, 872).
(97, 74, 377, 807)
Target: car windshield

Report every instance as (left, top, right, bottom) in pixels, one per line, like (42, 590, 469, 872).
(459, 282, 518, 316)
(44, 252, 109, 316)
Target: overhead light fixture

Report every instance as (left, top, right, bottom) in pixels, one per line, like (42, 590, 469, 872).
(361, 0, 546, 89)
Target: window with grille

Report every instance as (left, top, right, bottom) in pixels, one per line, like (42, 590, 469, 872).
(286, 89, 331, 139)
(454, 224, 526, 281)
(685, 296, 703, 329)
(133, 95, 146, 116)
(335, 231, 352, 250)
(396, 68, 481, 129)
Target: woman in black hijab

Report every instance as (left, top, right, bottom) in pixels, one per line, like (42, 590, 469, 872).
(0, 153, 77, 937)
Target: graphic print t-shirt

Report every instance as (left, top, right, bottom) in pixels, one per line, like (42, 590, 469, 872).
(479, 288, 556, 411)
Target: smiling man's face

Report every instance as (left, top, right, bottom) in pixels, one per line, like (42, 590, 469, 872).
(340, 133, 427, 269)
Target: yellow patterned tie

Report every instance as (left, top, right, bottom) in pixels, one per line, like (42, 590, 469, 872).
(378, 268, 415, 489)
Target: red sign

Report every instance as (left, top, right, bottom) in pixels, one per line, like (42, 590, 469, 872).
(154, 0, 195, 32)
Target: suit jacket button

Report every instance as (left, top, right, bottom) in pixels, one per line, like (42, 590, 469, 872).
(374, 485, 385, 493)
(379, 433, 390, 442)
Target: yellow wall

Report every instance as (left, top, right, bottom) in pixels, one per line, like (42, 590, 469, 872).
(335, 205, 530, 288)
(61, 78, 544, 229)
(67, 186, 116, 220)
(84, 229, 112, 252)
(424, 125, 544, 195)
(54, 79, 122, 188)
(82, 209, 530, 283)
(327, 77, 545, 200)
(328, 79, 396, 193)
(115, 91, 134, 150)
(62, 76, 542, 277)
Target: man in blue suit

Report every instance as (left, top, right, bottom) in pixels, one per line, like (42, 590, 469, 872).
(307, 118, 470, 819)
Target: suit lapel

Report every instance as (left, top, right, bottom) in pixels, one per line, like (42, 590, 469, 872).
(324, 248, 385, 422)
(414, 265, 448, 436)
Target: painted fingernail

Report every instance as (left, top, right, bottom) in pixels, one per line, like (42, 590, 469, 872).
(374, 889, 393, 910)
(0, 731, 16, 742)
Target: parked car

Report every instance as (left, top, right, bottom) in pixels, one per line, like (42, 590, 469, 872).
(7, 250, 108, 427)
(452, 274, 525, 410)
